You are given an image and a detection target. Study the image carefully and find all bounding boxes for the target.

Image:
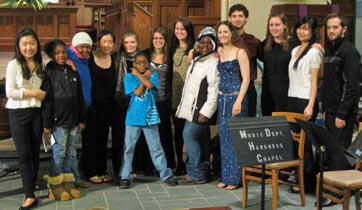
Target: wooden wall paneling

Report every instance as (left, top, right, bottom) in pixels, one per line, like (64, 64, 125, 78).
(104, 9, 121, 48)
(35, 15, 54, 47)
(84, 0, 221, 52)
(127, 2, 153, 50)
(0, 16, 14, 40)
(15, 16, 34, 35)
(204, 0, 221, 17)
(158, 3, 182, 32)
(58, 14, 76, 44)
(188, 17, 220, 37)
(0, 6, 78, 51)
(185, 0, 204, 16)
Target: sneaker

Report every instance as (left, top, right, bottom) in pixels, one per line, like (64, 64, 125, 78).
(164, 177, 178, 186)
(119, 179, 131, 189)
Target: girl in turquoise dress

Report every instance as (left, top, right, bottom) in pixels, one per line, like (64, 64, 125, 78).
(216, 21, 250, 190)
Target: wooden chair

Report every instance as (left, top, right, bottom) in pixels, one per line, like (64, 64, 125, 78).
(316, 159, 362, 210)
(242, 112, 307, 210)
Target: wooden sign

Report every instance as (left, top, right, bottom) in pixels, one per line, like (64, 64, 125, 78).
(228, 116, 294, 167)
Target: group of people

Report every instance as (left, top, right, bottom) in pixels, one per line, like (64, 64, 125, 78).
(4, 2, 361, 210)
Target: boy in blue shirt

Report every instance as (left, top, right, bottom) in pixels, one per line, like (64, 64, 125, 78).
(119, 52, 177, 188)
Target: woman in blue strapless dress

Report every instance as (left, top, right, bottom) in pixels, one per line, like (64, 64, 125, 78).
(216, 21, 250, 190)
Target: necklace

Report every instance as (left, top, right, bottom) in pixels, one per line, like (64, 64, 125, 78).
(174, 54, 185, 67)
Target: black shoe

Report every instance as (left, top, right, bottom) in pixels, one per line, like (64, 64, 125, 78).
(314, 198, 336, 207)
(19, 198, 38, 210)
(164, 177, 178, 186)
(113, 178, 120, 186)
(178, 178, 206, 185)
(119, 179, 131, 189)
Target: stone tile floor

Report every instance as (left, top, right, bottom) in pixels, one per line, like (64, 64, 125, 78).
(0, 159, 354, 210)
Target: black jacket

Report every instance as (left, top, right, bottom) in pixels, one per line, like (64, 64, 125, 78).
(322, 36, 361, 120)
(41, 61, 87, 128)
(257, 38, 299, 97)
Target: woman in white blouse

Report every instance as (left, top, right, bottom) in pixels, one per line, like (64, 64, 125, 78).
(5, 28, 46, 210)
(287, 16, 323, 193)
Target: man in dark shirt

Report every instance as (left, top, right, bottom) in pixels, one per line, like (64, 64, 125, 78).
(322, 13, 361, 149)
(228, 4, 261, 117)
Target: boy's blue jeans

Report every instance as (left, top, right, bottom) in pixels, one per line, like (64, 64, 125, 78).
(120, 125, 173, 181)
(49, 127, 80, 177)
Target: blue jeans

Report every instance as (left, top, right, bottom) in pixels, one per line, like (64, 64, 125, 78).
(49, 127, 79, 177)
(183, 121, 209, 180)
(120, 125, 173, 181)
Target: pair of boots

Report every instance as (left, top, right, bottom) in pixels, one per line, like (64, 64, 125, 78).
(48, 173, 81, 201)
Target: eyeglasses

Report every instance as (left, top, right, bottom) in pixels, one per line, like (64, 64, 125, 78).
(134, 61, 148, 65)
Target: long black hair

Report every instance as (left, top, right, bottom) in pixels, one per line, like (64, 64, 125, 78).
(170, 17, 195, 55)
(293, 16, 318, 69)
(14, 28, 44, 80)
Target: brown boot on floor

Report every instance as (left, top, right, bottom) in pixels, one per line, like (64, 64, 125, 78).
(63, 173, 81, 198)
(48, 174, 71, 201)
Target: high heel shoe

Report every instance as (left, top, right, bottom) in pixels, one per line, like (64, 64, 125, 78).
(19, 198, 38, 210)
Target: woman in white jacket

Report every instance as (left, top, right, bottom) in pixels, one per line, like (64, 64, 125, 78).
(176, 27, 219, 184)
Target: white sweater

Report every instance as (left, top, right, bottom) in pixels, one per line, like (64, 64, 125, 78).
(5, 59, 43, 109)
(288, 47, 323, 100)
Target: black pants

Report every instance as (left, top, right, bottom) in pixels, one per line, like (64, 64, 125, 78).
(325, 113, 355, 150)
(157, 101, 176, 168)
(8, 108, 42, 198)
(111, 102, 126, 178)
(324, 113, 355, 171)
(171, 109, 186, 170)
(272, 93, 288, 112)
(288, 97, 319, 192)
(247, 81, 257, 117)
(82, 103, 113, 179)
(261, 88, 275, 116)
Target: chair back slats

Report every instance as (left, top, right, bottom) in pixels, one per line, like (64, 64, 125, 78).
(272, 112, 307, 159)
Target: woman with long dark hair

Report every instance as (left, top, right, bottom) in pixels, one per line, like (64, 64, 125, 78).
(5, 28, 46, 209)
(288, 16, 323, 192)
(170, 17, 195, 175)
